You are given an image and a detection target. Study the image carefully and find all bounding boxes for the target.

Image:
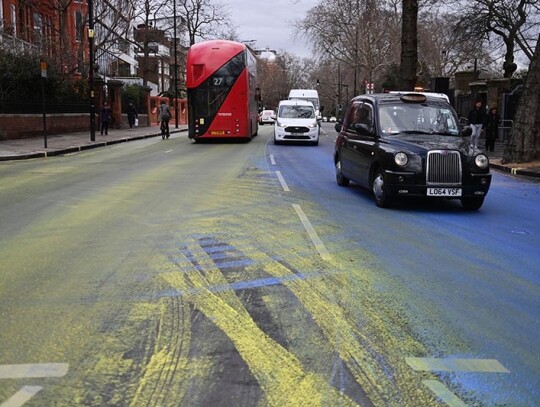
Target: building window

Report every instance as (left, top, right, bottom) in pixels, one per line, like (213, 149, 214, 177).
(10, 4, 17, 36)
(33, 12, 43, 44)
(75, 11, 83, 41)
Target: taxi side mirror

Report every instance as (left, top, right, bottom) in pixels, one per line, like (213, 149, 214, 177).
(461, 126, 472, 137)
(334, 122, 342, 133)
(354, 123, 375, 137)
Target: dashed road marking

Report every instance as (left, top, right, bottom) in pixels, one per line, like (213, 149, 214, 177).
(0, 363, 69, 379)
(292, 204, 332, 261)
(422, 380, 468, 407)
(275, 171, 290, 191)
(1, 386, 43, 407)
(270, 154, 276, 165)
(165, 149, 173, 153)
(405, 357, 509, 373)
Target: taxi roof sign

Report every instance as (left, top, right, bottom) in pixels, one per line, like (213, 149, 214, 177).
(400, 93, 427, 103)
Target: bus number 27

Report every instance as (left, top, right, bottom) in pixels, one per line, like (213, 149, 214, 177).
(213, 77, 224, 86)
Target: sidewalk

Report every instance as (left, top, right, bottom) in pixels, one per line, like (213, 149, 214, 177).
(484, 139, 540, 179)
(1, 127, 539, 179)
(0, 124, 188, 161)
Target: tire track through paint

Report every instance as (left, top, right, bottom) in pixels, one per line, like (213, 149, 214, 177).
(161, 238, 359, 407)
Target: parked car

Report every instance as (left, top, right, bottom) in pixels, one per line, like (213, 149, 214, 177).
(259, 109, 276, 125)
(274, 99, 320, 145)
(333, 92, 491, 209)
(329, 116, 337, 122)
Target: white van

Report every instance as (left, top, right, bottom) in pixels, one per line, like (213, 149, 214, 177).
(274, 99, 319, 145)
(288, 89, 322, 119)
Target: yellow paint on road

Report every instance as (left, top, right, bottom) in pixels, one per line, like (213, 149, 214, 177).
(161, 241, 359, 407)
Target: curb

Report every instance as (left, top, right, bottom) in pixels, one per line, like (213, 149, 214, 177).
(0, 129, 186, 162)
(490, 163, 540, 178)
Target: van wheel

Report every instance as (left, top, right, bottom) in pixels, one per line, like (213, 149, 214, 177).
(372, 170, 392, 208)
(335, 159, 350, 186)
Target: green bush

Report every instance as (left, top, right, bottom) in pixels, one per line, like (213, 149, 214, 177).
(0, 50, 89, 113)
(121, 84, 147, 114)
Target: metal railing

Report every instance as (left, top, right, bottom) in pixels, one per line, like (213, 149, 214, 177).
(459, 117, 513, 144)
(499, 119, 513, 143)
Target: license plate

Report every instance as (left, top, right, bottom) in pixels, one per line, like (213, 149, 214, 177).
(210, 130, 225, 135)
(427, 188, 462, 197)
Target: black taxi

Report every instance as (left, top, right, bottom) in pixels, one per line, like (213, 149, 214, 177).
(334, 92, 491, 210)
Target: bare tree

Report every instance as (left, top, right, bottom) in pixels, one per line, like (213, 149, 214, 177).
(257, 51, 313, 109)
(502, 34, 540, 163)
(93, 0, 136, 66)
(451, 0, 540, 77)
(132, 0, 169, 86)
(177, 0, 232, 45)
(417, 11, 493, 77)
(295, 0, 401, 94)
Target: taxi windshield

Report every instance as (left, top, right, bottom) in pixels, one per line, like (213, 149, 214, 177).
(378, 103, 459, 136)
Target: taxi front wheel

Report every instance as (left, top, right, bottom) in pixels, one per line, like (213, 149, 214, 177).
(335, 159, 350, 186)
(372, 170, 392, 208)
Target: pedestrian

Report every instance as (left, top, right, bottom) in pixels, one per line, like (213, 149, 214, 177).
(158, 101, 172, 139)
(485, 107, 500, 152)
(100, 102, 112, 135)
(127, 100, 138, 130)
(468, 100, 485, 148)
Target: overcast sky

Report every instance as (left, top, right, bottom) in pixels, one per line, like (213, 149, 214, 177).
(225, 0, 314, 58)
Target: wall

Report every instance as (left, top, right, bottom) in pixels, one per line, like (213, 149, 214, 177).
(0, 113, 149, 140)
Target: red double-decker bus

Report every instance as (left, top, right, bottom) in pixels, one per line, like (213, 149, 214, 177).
(186, 40, 259, 141)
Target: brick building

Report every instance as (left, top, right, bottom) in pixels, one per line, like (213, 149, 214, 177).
(0, 0, 90, 77)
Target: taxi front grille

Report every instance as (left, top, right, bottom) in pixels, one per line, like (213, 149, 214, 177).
(426, 150, 462, 185)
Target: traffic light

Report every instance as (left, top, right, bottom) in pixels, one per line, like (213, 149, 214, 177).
(316, 79, 320, 86)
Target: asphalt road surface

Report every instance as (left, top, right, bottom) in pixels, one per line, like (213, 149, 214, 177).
(0, 123, 539, 406)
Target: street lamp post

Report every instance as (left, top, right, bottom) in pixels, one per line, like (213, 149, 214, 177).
(88, 0, 96, 141)
(173, 0, 179, 128)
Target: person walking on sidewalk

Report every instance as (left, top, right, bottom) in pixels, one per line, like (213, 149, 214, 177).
(127, 101, 138, 130)
(485, 107, 500, 152)
(100, 102, 112, 135)
(468, 101, 486, 148)
(158, 101, 172, 139)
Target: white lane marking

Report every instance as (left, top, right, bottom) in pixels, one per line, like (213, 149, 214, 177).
(0, 363, 69, 379)
(405, 357, 509, 373)
(270, 154, 276, 165)
(165, 149, 173, 153)
(422, 380, 467, 407)
(275, 171, 290, 192)
(0, 386, 43, 407)
(292, 204, 332, 261)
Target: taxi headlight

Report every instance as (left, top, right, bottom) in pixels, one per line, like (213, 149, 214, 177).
(475, 154, 489, 169)
(394, 152, 409, 166)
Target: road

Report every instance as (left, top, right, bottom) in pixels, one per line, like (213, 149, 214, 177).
(0, 123, 539, 406)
